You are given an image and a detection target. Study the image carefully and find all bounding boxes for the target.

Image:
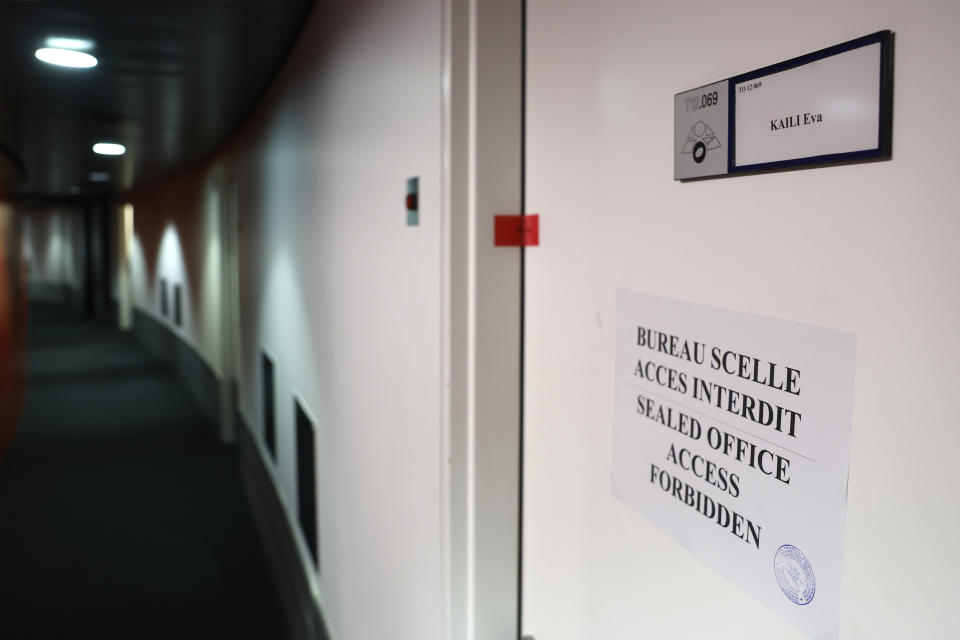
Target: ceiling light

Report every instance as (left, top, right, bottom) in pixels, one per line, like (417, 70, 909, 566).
(92, 143, 125, 156)
(45, 37, 95, 51)
(35, 47, 98, 69)
(88, 172, 111, 182)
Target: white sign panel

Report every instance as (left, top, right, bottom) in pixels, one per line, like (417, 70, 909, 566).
(612, 291, 856, 638)
(733, 42, 882, 168)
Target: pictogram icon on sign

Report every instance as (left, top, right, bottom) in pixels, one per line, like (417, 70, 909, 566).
(681, 120, 722, 164)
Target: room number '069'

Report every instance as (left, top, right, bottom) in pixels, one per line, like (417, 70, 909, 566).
(684, 91, 719, 112)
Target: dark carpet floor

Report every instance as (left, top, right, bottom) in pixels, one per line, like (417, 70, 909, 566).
(0, 304, 287, 639)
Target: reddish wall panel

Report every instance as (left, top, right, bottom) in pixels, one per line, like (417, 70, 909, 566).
(0, 200, 28, 461)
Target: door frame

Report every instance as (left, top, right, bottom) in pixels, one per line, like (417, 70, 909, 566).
(217, 173, 242, 444)
(443, 0, 526, 637)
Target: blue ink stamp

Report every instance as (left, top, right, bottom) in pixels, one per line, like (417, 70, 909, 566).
(774, 544, 816, 605)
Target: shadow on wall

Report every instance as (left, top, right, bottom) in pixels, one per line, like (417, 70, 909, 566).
(0, 200, 28, 462)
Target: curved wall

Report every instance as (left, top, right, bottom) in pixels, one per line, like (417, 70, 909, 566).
(124, 2, 448, 638)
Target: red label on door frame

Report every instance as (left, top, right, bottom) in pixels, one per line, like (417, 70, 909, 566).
(494, 214, 539, 247)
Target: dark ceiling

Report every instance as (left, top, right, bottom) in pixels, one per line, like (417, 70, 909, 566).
(0, 0, 315, 198)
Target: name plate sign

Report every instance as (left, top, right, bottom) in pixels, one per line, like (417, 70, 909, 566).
(674, 31, 892, 180)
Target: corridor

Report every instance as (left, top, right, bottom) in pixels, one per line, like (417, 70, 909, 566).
(0, 303, 286, 638)
(0, 1, 958, 638)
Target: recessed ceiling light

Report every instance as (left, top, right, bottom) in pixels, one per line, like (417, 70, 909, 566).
(93, 143, 125, 156)
(88, 172, 111, 182)
(45, 37, 95, 51)
(35, 47, 98, 69)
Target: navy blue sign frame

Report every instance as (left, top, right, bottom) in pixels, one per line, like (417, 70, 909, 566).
(727, 30, 893, 174)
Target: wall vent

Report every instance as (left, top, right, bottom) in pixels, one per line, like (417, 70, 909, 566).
(261, 353, 276, 461)
(295, 399, 319, 570)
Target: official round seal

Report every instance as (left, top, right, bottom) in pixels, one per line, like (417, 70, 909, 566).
(774, 544, 816, 605)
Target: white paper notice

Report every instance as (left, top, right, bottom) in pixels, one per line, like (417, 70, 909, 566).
(612, 291, 856, 639)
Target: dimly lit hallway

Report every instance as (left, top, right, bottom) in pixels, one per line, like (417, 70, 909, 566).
(0, 303, 286, 638)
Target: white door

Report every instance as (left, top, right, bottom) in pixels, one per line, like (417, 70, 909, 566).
(520, 2, 960, 639)
(117, 204, 134, 330)
(218, 176, 241, 443)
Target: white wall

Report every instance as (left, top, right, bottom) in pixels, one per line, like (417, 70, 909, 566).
(129, 219, 193, 331)
(225, 3, 448, 638)
(102, 2, 455, 638)
(125, 171, 225, 373)
(126, 218, 150, 316)
(522, 1, 960, 639)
